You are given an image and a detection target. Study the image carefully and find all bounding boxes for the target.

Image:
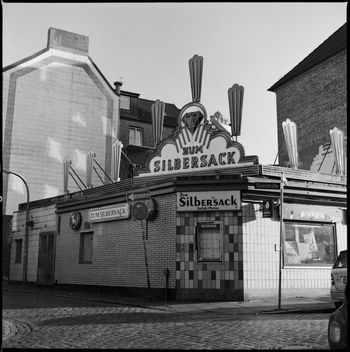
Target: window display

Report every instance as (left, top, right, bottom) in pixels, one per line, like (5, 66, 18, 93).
(284, 222, 336, 265)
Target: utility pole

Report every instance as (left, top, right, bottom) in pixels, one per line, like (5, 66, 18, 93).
(278, 172, 286, 310)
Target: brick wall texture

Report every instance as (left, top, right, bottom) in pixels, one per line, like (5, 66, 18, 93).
(275, 50, 347, 170)
(55, 194, 177, 289)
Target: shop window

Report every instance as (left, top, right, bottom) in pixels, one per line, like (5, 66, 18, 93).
(196, 221, 223, 262)
(79, 232, 93, 264)
(15, 239, 23, 263)
(129, 127, 143, 146)
(120, 95, 130, 110)
(284, 222, 336, 266)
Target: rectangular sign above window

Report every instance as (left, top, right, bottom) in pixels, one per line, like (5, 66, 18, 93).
(177, 191, 240, 212)
(88, 203, 130, 223)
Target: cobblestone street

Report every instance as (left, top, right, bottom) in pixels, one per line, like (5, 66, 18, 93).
(3, 287, 332, 350)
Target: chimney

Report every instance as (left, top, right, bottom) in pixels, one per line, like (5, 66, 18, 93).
(48, 28, 89, 56)
(114, 81, 123, 96)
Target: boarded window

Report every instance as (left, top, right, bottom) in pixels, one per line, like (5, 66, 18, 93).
(79, 232, 93, 264)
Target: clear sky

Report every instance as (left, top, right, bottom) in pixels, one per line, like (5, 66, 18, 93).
(2, 2, 347, 164)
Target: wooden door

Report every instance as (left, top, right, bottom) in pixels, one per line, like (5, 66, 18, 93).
(37, 232, 55, 285)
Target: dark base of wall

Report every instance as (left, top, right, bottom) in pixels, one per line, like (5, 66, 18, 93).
(52, 283, 177, 301)
(176, 288, 244, 302)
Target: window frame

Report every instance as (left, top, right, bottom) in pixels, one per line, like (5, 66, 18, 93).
(195, 221, 223, 262)
(129, 127, 143, 146)
(283, 220, 337, 267)
(120, 95, 131, 110)
(79, 231, 94, 264)
(15, 238, 23, 263)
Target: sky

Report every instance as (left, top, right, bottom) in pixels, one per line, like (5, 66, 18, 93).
(2, 2, 347, 165)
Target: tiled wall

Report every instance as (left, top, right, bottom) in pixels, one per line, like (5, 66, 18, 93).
(242, 202, 347, 300)
(175, 210, 244, 301)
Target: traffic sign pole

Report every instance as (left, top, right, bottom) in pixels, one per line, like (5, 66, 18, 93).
(140, 220, 151, 296)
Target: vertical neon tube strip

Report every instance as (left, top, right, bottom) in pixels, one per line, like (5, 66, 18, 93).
(228, 84, 244, 138)
(111, 140, 123, 182)
(330, 127, 345, 175)
(189, 55, 203, 103)
(63, 159, 71, 193)
(86, 151, 94, 188)
(151, 100, 165, 147)
(282, 119, 298, 169)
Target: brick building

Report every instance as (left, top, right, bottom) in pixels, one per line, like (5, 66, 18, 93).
(268, 23, 347, 172)
(8, 92, 347, 301)
(6, 31, 347, 302)
(117, 89, 179, 179)
(2, 28, 181, 278)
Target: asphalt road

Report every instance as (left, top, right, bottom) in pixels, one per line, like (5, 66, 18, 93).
(2, 286, 332, 350)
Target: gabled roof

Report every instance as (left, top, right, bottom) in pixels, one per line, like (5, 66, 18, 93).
(3, 28, 116, 95)
(268, 23, 347, 92)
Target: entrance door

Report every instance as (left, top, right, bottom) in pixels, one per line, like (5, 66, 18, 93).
(37, 232, 55, 285)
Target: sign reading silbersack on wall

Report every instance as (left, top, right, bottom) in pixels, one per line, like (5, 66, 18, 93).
(88, 203, 130, 223)
(177, 191, 240, 212)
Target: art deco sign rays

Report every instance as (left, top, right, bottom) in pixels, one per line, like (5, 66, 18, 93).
(282, 119, 299, 169)
(228, 84, 244, 140)
(329, 127, 345, 175)
(189, 54, 203, 103)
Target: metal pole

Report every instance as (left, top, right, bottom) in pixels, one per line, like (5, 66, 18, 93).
(3, 170, 30, 284)
(140, 220, 151, 294)
(278, 172, 285, 310)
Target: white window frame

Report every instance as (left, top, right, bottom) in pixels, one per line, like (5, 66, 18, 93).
(129, 127, 143, 146)
(120, 95, 131, 110)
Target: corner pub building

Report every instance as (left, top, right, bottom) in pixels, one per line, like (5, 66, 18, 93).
(8, 55, 347, 302)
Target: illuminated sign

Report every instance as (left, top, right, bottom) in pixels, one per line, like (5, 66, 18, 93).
(138, 103, 257, 177)
(177, 191, 241, 212)
(88, 203, 130, 223)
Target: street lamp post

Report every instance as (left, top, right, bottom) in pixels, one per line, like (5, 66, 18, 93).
(3, 169, 30, 284)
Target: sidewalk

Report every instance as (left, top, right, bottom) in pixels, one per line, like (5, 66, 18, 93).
(2, 280, 335, 315)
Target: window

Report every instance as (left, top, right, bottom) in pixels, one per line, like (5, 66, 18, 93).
(79, 232, 93, 264)
(120, 95, 130, 110)
(15, 239, 23, 263)
(284, 222, 336, 266)
(129, 127, 143, 146)
(196, 221, 223, 261)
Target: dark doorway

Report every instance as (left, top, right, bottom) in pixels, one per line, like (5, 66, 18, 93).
(37, 232, 56, 285)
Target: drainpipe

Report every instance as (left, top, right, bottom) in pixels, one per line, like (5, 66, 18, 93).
(3, 170, 30, 284)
